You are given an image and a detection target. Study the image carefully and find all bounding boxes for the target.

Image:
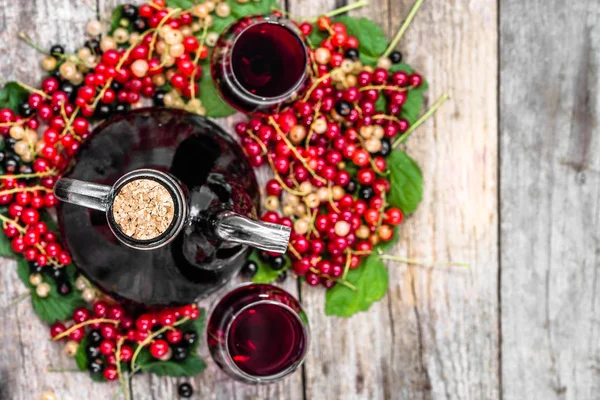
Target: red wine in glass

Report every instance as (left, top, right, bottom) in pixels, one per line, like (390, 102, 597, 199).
(211, 15, 310, 114)
(207, 284, 309, 382)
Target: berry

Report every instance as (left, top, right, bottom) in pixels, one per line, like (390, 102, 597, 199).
(99, 339, 115, 355)
(178, 383, 193, 398)
(241, 260, 258, 277)
(150, 339, 169, 359)
(389, 51, 403, 64)
(104, 365, 119, 381)
(50, 322, 66, 338)
(172, 345, 189, 362)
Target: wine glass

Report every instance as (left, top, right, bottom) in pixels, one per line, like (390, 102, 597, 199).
(210, 14, 310, 114)
(206, 283, 310, 383)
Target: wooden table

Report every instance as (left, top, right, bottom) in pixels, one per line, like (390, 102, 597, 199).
(0, 0, 598, 399)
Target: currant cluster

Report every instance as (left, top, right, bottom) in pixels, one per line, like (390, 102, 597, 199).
(50, 301, 200, 381)
(238, 15, 419, 287)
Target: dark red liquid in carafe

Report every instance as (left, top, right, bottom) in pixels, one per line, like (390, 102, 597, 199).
(227, 302, 306, 376)
(231, 23, 306, 98)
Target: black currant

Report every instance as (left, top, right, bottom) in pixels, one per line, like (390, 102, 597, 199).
(88, 330, 103, 346)
(270, 256, 286, 270)
(49, 267, 65, 281)
(133, 18, 147, 33)
(29, 261, 43, 274)
(114, 103, 130, 114)
(379, 137, 391, 157)
(258, 251, 271, 263)
(389, 51, 403, 64)
(358, 186, 374, 201)
(57, 280, 71, 296)
(241, 260, 258, 277)
(110, 81, 123, 92)
(50, 44, 65, 56)
(84, 39, 100, 54)
(153, 89, 167, 107)
(94, 104, 112, 119)
(344, 48, 359, 61)
(86, 345, 100, 358)
(19, 163, 33, 175)
(5, 137, 16, 150)
(60, 82, 77, 102)
(182, 331, 197, 347)
(277, 270, 287, 282)
(334, 100, 352, 117)
(122, 4, 138, 20)
(172, 345, 189, 362)
(3, 155, 19, 173)
(345, 179, 357, 194)
(51, 69, 64, 81)
(18, 102, 33, 117)
(88, 359, 104, 374)
(178, 383, 193, 398)
(155, 332, 166, 341)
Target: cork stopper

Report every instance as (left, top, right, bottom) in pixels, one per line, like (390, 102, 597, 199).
(112, 178, 175, 241)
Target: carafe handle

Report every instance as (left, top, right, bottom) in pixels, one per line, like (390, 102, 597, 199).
(213, 211, 291, 254)
(54, 178, 112, 212)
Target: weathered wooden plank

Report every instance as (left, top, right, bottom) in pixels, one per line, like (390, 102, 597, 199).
(293, 0, 500, 399)
(0, 2, 120, 399)
(500, 1, 600, 399)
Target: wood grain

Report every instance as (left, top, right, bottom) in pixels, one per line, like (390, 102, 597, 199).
(0, 2, 118, 399)
(500, 1, 600, 399)
(291, 0, 500, 399)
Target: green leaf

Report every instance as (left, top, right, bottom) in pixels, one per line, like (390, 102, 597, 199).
(166, 0, 194, 8)
(248, 250, 288, 284)
(75, 336, 89, 371)
(109, 5, 124, 34)
(307, 26, 327, 49)
(374, 95, 387, 113)
(336, 16, 387, 65)
(389, 63, 415, 74)
(0, 82, 29, 113)
(17, 258, 86, 324)
(325, 254, 388, 317)
(137, 350, 207, 377)
(211, 14, 236, 34)
(198, 60, 236, 118)
(400, 81, 428, 125)
(387, 150, 423, 214)
(229, 0, 278, 19)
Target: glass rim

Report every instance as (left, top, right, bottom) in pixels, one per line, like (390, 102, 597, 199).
(226, 17, 309, 104)
(206, 282, 310, 383)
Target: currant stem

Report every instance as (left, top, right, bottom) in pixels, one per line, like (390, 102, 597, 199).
(190, 24, 209, 100)
(53, 318, 120, 341)
(392, 93, 449, 148)
(268, 117, 327, 184)
(4, 291, 30, 309)
(382, 0, 425, 58)
(18, 32, 50, 56)
(245, 130, 307, 197)
(341, 250, 352, 280)
(0, 186, 53, 197)
(324, 0, 368, 18)
(0, 214, 25, 233)
(16, 81, 51, 99)
(116, 337, 131, 400)
(302, 68, 342, 102)
(379, 254, 470, 268)
(47, 367, 83, 373)
(0, 169, 57, 180)
(359, 85, 410, 92)
(130, 316, 190, 371)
